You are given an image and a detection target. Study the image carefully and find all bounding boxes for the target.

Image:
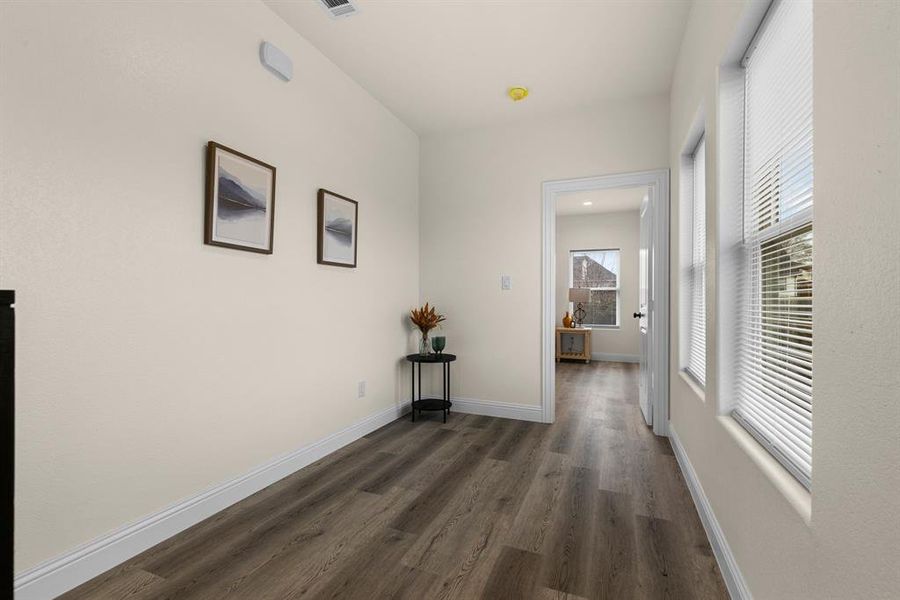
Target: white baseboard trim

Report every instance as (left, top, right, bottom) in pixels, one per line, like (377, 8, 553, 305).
(14, 401, 411, 600)
(669, 425, 752, 600)
(590, 352, 640, 363)
(450, 397, 543, 423)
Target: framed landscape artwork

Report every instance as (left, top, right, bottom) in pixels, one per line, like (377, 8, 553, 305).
(205, 141, 276, 254)
(317, 189, 358, 268)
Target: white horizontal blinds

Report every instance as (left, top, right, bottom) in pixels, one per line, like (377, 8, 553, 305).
(687, 137, 707, 385)
(743, 0, 814, 239)
(735, 0, 814, 488)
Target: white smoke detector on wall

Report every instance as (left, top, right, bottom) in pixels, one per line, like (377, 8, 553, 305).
(260, 41, 293, 82)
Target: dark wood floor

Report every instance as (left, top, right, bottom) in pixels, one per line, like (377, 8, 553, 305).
(61, 362, 727, 599)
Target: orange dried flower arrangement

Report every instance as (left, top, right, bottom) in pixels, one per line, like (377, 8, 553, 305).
(410, 302, 445, 354)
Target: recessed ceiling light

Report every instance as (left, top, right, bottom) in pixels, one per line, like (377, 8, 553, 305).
(583, 201, 593, 206)
(508, 87, 529, 102)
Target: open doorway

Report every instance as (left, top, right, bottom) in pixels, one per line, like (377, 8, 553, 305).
(542, 170, 669, 435)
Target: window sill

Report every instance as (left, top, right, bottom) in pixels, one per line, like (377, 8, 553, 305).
(717, 415, 812, 525)
(584, 325, 620, 330)
(678, 369, 705, 402)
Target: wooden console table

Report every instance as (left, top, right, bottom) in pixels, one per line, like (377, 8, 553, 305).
(556, 327, 591, 363)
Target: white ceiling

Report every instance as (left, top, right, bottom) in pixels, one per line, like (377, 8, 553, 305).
(556, 187, 646, 216)
(264, 0, 691, 135)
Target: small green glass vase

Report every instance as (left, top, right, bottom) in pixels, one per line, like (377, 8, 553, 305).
(431, 336, 446, 354)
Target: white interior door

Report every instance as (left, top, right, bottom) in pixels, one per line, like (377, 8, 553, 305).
(637, 193, 653, 426)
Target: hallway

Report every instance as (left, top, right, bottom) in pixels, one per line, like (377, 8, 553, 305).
(62, 362, 726, 599)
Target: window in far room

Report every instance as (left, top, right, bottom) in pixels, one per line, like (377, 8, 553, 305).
(570, 249, 620, 327)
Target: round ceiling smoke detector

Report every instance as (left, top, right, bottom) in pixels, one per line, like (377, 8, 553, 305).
(507, 87, 529, 102)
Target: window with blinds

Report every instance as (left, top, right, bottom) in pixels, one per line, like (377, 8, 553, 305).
(686, 137, 706, 385)
(734, 0, 814, 488)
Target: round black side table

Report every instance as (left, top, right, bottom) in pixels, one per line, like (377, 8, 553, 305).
(406, 353, 457, 423)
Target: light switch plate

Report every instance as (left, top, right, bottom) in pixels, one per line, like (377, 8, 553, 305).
(358, 381, 366, 398)
(501, 275, 512, 290)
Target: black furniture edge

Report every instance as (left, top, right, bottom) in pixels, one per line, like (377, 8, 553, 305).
(1, 290, 14, 599)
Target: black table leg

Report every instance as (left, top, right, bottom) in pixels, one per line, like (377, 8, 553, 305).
(410, 360, 415, 422)
(417, 362, 421, 420)
(447, 362, 451, 416)
(442, 362, 447, 423)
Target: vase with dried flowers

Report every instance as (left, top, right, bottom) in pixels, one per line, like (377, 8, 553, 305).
(410, 302, 445, 356)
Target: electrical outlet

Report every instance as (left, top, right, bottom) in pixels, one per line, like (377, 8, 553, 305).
(358, 380, 366, 398)
(501, 275, 512, 290)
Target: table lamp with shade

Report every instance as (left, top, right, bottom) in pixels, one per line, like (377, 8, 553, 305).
(568, 288, 590, 327)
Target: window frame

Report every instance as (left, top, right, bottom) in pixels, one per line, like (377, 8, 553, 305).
(568, 248, 621, 329)
(683, 135, 707, 387)
(729, 0, 814, 490)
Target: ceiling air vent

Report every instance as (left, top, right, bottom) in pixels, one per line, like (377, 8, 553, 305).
(319, 0, 359, 19)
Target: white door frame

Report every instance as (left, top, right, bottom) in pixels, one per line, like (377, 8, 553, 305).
(541, 169, 670, 436)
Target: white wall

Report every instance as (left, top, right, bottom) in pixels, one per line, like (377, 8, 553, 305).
(669, 1, 900, 598)
(0, 1, 419, 572)
(419, 96, 669, 406)
(555, 210, 640, 359)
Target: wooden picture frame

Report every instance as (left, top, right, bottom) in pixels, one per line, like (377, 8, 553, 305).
(317, 188, 358, 268)
(205, 141, 276, 254)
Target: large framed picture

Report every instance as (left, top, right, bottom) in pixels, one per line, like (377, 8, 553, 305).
(205, 141, 276, 254)
(317, 189, 358, 268)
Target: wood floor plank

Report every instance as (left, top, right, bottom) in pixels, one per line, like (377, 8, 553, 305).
(63, 362, 726, 600)
(219, 487, 419, 600)
(304, 527, 419, 600)
(539, 465, 602, 599)
(597, 427, 638, 496)
(628, 449, 675, 520)
(360, 428, 456, 494)
(549, 408, 582, 455)
(391, 421, 505, 535)
(393, 425, 474, 494)
(489, 419, 533, 462)
(478, 546, 542, 599)
(371, 565, 438, 600)
(570, 417, 604, 470)
(635, 514, 727, 600)
(535, 587, 591, 600)
(506, 451, 570, 554)
(420, 513, 509, 600)
(594, 489, 639, 600)
(463, 415, 493, 429)
(490, 423, 552, 516)
(59, 567, 166, 600)
(183, 489, 391, 600)
(371, 419, 444, 456)
(401, 456, 509, 576)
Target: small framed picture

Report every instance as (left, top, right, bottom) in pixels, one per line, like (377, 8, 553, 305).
(205, 141, 276, 254)
(317, 189, 358, 268)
